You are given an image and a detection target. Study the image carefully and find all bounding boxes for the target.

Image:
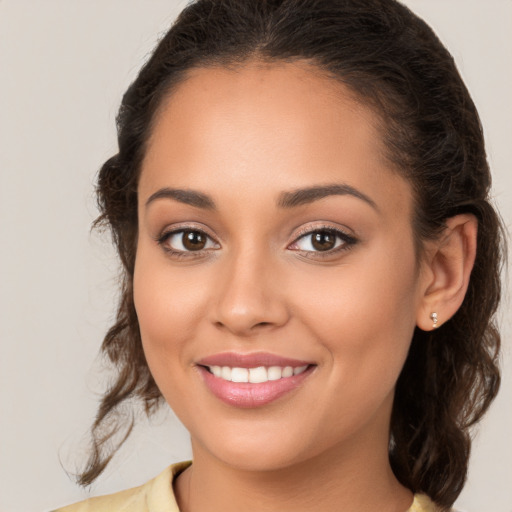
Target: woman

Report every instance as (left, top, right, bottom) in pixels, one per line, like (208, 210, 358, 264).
(53, 1, 505, 511)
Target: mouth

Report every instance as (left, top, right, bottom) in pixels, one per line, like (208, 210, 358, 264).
(202, 364, 309, 383)
(196, 353, 316, 408)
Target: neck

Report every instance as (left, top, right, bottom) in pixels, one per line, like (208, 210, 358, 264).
(174, 422, 413, 512)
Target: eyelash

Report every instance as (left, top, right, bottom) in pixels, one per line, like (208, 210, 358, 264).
(155, 224, 358, 260)
(156, 225, 219, 260)
(290, 225, 358, 259)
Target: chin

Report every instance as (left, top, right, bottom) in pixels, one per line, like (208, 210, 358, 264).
(192, 423, 325, 473)
(214, 446, 307, 473)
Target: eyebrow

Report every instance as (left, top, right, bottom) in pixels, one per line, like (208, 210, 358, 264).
(145, 188, 216, 209)
(277, 184, 378, 210)
(145, 183, 377, 211)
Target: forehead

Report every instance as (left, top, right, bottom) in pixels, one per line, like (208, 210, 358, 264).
(158, 59, 367, 121)
(149, 60, 381, 166)
(140, 59, 412, 218)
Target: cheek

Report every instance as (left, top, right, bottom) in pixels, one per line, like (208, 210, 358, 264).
(292, 241, 419, 385)
(132, 247, 210, 373)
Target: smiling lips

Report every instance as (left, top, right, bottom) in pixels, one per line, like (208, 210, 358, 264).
(197, 353, 315, 408)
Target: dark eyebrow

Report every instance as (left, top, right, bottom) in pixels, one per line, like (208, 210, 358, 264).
(277, 184, 378, 211)
(145, 188, 217, 210)
(145, 183, 377, 212)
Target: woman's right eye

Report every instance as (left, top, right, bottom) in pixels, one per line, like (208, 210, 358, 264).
(158, 229, 220, 254)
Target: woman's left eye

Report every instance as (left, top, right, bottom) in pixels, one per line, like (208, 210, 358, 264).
(289, 228, 357, 254)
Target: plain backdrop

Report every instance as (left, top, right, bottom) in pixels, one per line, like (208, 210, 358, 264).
(0, 1, 510, 511)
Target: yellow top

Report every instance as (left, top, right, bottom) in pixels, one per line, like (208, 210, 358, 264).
(52, 461, 442, 512)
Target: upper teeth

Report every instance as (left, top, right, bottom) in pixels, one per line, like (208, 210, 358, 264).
(208, 365, 308, 383)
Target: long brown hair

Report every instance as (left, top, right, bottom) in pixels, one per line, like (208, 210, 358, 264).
(78, 1, 505, 508)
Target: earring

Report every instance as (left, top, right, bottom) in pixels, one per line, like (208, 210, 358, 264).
(430, 312, 438, 329)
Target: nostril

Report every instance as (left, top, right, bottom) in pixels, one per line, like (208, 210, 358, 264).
(212, 296, 290, 335)
(213, 319, 275, 335)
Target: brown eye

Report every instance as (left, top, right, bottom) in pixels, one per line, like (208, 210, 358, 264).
(182, 230, 207, 251)
(290, 227, 357, 255)
(311, 230, 336, 251)
(158, 228, 219, 254)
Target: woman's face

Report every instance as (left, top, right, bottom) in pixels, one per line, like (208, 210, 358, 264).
(134, 61, 430, 471)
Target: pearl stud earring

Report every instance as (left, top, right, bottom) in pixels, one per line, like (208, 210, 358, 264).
(430, 312, 438, 329)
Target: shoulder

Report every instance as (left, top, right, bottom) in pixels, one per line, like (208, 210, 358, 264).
(409, 493, 453, 512)
(51, 461, 191, 512)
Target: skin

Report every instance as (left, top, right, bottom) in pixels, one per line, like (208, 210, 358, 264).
(133, 60, 477, 512)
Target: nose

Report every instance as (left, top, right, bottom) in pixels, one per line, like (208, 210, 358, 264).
(211, 249, 290, 337)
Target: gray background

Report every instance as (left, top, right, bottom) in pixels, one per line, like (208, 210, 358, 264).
(0, 1, 510, 511)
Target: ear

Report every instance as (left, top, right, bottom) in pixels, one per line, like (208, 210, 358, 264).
(416, 214, 478, 331)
